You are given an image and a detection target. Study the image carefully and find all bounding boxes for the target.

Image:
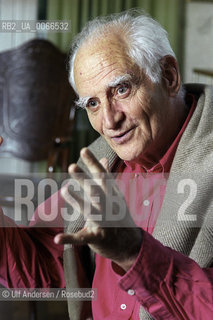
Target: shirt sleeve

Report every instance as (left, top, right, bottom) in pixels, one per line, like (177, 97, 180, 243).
(0, 190, 65, 288)
(118, 231, 213, 320)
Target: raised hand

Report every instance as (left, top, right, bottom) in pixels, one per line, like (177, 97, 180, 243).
(54, 148, 143, 271)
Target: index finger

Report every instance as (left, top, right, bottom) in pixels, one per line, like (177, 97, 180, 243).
(80, 148, 106, 174)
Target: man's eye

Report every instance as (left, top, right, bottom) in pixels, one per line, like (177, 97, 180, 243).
(116, 84, 130, 96)
(87, 99, 99, 108)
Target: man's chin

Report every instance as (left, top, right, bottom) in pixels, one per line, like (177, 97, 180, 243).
(105, 138, 143, 162)
(112, 149, 140, 162)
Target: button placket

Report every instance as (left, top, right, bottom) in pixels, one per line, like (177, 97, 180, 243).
(110, 284, 136, 318)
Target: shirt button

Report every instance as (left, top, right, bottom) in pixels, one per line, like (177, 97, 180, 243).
(127, 289, 135, 296)
(134, 173, 139, 178)
(143, 199, 150, 206)
(120, 304, 127, 310)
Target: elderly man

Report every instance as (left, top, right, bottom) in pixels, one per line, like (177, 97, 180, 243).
(0, 10, 213, 320)
(53, 10, 213, 320)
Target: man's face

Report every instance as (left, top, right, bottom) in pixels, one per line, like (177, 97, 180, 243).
(74, 36, 173, 164)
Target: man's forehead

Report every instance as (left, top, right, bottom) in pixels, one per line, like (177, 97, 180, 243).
(75, 53, 135, 86)
(74, 34, 131, 75)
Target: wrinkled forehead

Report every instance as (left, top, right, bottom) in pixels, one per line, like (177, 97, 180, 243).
(73, 35, 136, 95)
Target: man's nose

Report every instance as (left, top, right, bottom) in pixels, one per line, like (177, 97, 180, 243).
(102, 100, 124, 129)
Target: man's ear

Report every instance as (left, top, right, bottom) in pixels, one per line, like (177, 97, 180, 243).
(160, 55, 181, 97)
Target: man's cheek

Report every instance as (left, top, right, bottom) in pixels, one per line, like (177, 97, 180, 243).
(88, 116, 101, 133)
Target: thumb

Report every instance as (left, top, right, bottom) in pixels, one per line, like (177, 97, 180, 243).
(54, 227, 97, 246)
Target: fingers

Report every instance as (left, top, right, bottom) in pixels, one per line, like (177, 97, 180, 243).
(68, 148, 109, 178)
(61, 182, 86, 211)
(61, 148, 115, 223)
(80, 148, 107, 173)
(0, 136, 3, 146)
(68, 149, 109, 192)
(68, 163, 95, 194)
(54, 227, 103, 246)
(54, 231, 87, 245)
(61, 180, 104, 220)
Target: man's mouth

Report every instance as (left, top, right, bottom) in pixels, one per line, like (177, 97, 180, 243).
(111, 127, 136, 144)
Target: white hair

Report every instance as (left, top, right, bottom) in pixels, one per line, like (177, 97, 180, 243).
(69, 10, 176, 93)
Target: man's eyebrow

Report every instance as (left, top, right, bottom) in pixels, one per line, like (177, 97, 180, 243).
(107, 74, 133, 88)
(75, 96, 90, 109)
